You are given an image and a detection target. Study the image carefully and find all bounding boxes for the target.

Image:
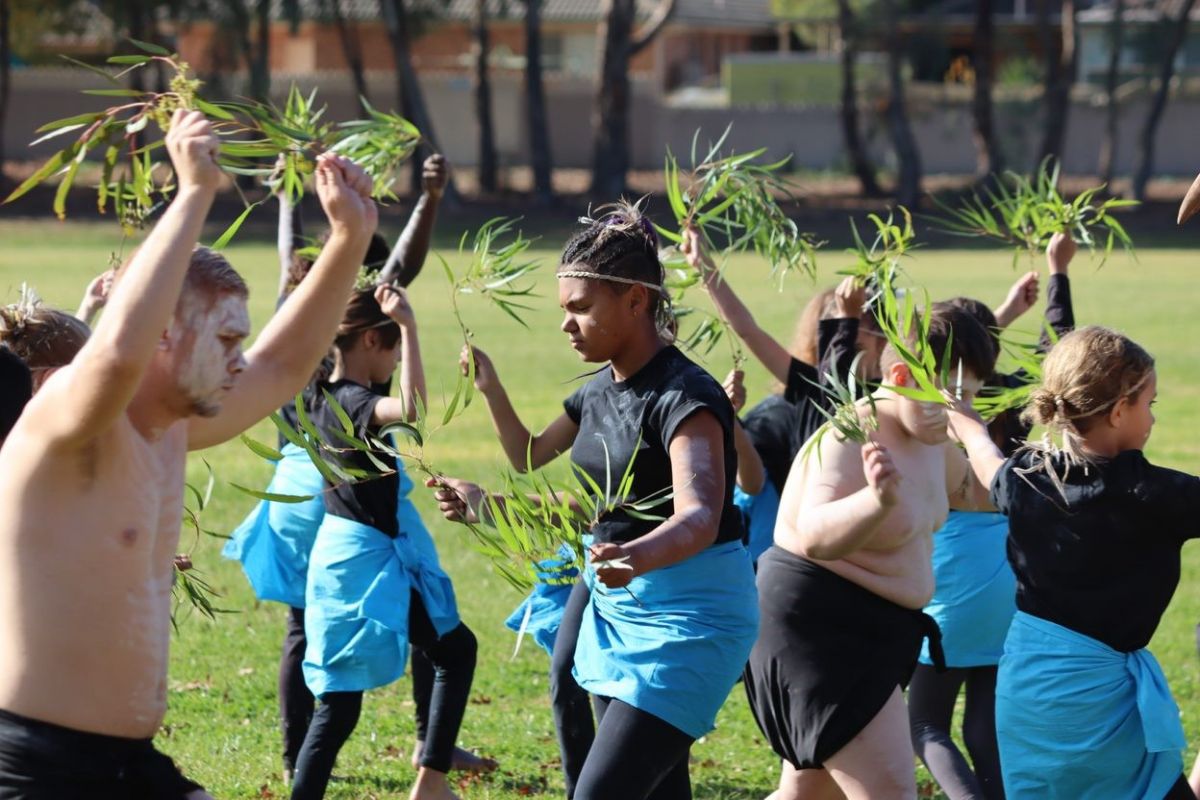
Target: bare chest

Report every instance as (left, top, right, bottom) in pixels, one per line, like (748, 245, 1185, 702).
(869, 448, 949, 552)
(13, 425, 188, 579)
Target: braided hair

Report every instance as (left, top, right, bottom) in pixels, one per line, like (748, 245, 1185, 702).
(559, 201, 675, 340)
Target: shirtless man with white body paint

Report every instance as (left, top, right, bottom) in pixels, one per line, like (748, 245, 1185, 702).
(0, 110, 376, 799)
(743, 303, 998, 800)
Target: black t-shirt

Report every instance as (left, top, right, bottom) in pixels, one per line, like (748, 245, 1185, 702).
(562, 345, 743, 546)
(991, 448, 1200, 652)
(741, 395, 799, 496)
(313, 379, 400, 538)
(277, 372, 388, 451)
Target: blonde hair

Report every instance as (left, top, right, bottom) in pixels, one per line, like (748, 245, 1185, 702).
(0, 287, 90, 371)
(1023, 326, 1155, 460)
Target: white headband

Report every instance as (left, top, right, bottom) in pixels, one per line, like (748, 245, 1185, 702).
(556, 270, 665, 295)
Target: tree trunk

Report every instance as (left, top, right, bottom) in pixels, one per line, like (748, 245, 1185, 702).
(523, 0, 554, 203)
(836, 0, 881, 196)
(126, 0, 147, 95)
(329, 0, 371, 112)
(590, 0, 676, 198)
(250, 0, 271, 102)
(1038, 0, 1076, 166)
(473, 0, 498, 193)
(882, 0, 921, 208)
(0, 0, 9, 190)
(1132, 0, 1197, 202)
(1097, 0, 1125, 186)
(380, 0, 460, 203)
(971, 0, 1004, 177)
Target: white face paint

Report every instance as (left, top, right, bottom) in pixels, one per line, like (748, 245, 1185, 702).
(171, 293, 250, 417)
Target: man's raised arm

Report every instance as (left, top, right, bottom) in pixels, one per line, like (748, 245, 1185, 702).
(187, 155, 377, 450)
(28, 111, 219, 447)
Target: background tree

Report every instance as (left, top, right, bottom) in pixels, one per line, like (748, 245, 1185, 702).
(881, 0, 921, 207)
(1132, 0, 1197, 202)
(213, 0, 272, 102)
(473, 0, 498, 193)
(325, 0, 371, 113)
(0, 0, 10, 190)
(971, 0, 1003, 177)
(1097, 0, 1125, 186)
(522, 0, 553, 203)
(590, 0, 677, 199)
(379, 0, 460, 202)
(1037, 0, 1077, 165)
(835, 0, 881, 196)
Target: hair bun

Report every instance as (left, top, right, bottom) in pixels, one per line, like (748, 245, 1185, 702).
(1023, 387, 1060, 428)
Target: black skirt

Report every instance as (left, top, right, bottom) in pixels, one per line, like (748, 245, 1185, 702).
(743, 546, 944, 769)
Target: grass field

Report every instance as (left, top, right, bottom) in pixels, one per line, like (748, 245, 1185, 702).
(3, 217, 1200, 799)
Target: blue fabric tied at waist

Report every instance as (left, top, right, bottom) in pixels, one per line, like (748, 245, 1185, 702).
(733, 483, 780, 564)
(573, 536, 758, 739)
(996, 611, 1185, 799)
(303, 464, 460, 696)
(222, 443, 326, 608)
(504, 543, 580, 656)
(920, 511, 1015, 667)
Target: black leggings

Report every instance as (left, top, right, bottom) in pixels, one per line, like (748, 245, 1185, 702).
(1167, 776, 1199, 800)
(289, 592, 478, 800)
(280, 606, 313, 772)
(573, 696, 694, 800)
(907, 663, 1003, 800)
(279, 608, 440, 769)
(550, 580, 597, 798)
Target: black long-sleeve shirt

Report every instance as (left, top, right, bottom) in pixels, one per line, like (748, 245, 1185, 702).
(991, 274, 1075, 455)
(741, 318, 859, 494)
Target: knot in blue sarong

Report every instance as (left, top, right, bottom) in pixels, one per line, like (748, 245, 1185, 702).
(996, 611, 1185, 799)
(222, 443, 326, 608)
(573, 537, 758, 739)
(302, 501, 460, 696)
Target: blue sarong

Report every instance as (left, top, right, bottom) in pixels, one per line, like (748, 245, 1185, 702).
(504, 544, 580, 656)
(222, 443, 326, 608)
(303, 465, 460, 696)
(920, 511, 1015, 667)
(996, 611, 1185, 799)
(573, 537, 758, 739)
(734, 483, 780, 564)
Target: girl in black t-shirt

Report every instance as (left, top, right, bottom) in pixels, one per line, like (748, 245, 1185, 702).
(432, 206, 758, 800)
(950, 325, 1198, 800)
(290, 285, 481, 800)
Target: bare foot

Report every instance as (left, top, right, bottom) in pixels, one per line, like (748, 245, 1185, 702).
(409, 767, 461, 800)
(411, 739, 498, 773)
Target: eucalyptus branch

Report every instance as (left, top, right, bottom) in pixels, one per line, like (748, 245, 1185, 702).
(970, 326, 1056, 421)
(6, 44, 421, 246)
(800, 353, 880, 464)
(437, 218, 541, 426)
(239, 394, 671, 596)
(656, 126, 822, 290)
(172, 459, 234, 631)
(930, 158, 1138, 269)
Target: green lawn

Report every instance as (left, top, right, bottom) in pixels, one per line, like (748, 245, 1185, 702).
(2, 218, 1199, 799)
